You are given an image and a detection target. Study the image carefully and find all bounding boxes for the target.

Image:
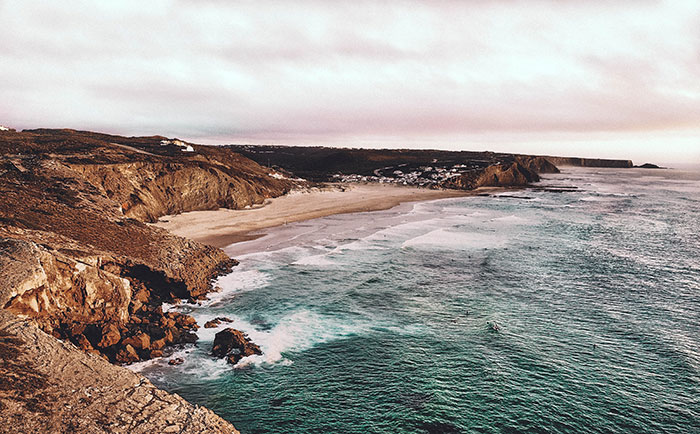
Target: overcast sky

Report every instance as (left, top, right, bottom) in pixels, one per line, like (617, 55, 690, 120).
(1, 0, 699, 164)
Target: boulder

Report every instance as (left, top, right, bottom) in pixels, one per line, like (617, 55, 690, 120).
(151, 338, 166, 350)
(205, 316, 233, 328)
(97, 323, 121, 348)
(115, 344, 139, 363)
(211, 328, 262, 365)
(204, 319, 220, 328)
(174, 313, 198, 329)
(73, 333, 93, 351)
(178, 331, 198, 344)
(122, 332, 151, 350)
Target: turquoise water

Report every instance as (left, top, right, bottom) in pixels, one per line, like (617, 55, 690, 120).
(136, 168, 700, 433)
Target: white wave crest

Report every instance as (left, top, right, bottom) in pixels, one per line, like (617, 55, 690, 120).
(402, 228, 507, 250)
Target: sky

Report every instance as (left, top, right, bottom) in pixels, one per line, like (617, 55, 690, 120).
(1, 0, 699, 165)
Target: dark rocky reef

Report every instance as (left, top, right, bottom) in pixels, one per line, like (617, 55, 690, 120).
(211, 328, 262, 365)
(0, 128, 300, 364)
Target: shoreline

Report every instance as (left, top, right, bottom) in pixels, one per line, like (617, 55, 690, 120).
(154, 183, 488, 249)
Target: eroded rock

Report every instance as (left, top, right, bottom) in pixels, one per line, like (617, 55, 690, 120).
(211, 328, 262, 365)
(203, 317, 233, 328)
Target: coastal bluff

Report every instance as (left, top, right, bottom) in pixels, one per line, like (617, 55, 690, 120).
(543, 156, 633, 168)
(0, 129, 299, 363)
(0, 310, 239, 434)
(0, 128, 298, 432)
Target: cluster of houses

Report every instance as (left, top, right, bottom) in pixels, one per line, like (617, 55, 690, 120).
(332, 163, 476, 186)
(160, 139, 195, 152)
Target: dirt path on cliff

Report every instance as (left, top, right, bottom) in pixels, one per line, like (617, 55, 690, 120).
(153, 183, 479, 248)
(0, 311, 239, 434)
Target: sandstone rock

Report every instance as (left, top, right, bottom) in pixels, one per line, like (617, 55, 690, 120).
(73, 334, 93, 352)
(163, 329, 174, 344)
(211, 328, 262, 365)
(115, 344, 139, 364)
(204, 319, 220, 328)
(122, 332, 150, 350)
(168, 357, 184, 366)
(97, 323, 121, 348)
(516, 156, 560, 174)
(204, 317, 233, 328)
(175, 314, 198, 329)
(150, 350, 163, 358)
(133, 288, 150, 303)
(151, 338, 166, 350)
(0, 310, 239, 433)
(441, 162, 540, 190)
(0, 239, 132, 324)
(0, 129, 294, 366)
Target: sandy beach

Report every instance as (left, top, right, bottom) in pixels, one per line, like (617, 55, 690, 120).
(153, 184, 474, 248)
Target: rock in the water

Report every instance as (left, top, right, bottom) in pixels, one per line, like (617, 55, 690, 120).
(204, 316, 233, 328)
(168, 357, 184, 365)
(97, 323, 121, 348)
(636, 163, 662, 169)
(211, 328, 262, 365)
(204, 319, 220, 328)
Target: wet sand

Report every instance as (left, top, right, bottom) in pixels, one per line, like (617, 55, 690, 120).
(153, 184, 475, 248)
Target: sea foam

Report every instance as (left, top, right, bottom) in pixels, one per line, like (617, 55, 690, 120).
(402, 228, 507, 250)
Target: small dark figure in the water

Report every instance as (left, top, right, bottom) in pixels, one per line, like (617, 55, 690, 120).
(487, 321, 500, 332)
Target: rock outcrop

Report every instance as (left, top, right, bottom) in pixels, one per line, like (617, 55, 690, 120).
(204, 317, 233, 328)
(516, 155, 560, 174)
(0, 128, 301, 364)
(543, 156, 633, 168)
(0, 310, 239, 434)
(211, 328, 262, 365)
(635, 163, 662, 169)
(440, 161, 540, 190)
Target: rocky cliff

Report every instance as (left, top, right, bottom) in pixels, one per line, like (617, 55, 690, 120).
(543, 156, 633, 168)
(0, 310, 239, 434)
(440, 160, 542, 190)
(0, 128, 301, 365)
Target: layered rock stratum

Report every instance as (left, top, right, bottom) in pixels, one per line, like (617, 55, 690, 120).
(0, 310, 239, 434)
(0, 128, 299, 432)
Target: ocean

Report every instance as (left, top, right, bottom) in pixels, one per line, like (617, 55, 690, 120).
(133, 167, 700, 434)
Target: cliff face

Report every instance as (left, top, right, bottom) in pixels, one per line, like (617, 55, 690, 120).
(0, 310, 239, 434)
(0, 128, 302, 364)
(516, 156, 560, 174)
(0, 238, 131, 324)
(440, 161, 541, 190)
(544, 156, 633, 168)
